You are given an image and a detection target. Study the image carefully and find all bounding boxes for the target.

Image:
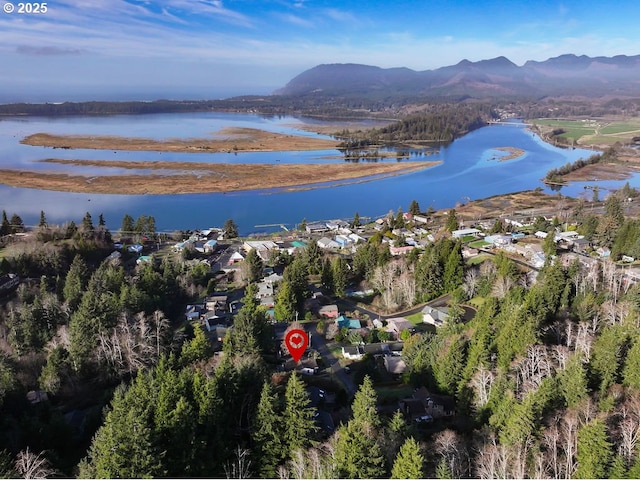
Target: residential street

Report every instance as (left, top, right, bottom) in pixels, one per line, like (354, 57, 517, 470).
(310, 325, 357, 398)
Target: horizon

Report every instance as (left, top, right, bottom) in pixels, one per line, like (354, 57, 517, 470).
(2, 0, 640, 102)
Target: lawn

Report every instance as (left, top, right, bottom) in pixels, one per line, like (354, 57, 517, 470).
(468, 240, 490, 248)
(406, 311, 423, 325)
(374, 384, 414, 403)
(467, 254, 491, 265)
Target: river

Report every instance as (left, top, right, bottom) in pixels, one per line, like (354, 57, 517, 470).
(0, 113, 636, 235)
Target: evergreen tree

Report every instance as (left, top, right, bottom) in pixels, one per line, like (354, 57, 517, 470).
(445, 209, 459, 232)
(283, 372, 317, 454)
(352, 375, 381, 431)
(63, 255, 89, 311)
(321, 257, 333, 292)
(352, 211, 361, 228)
(244, 248, 264, 283)
(252, 382, 285, 477)
(9, 213, 24, 233)
(623, 335, 640, 389)
(38, 210, 47, 228)
(226, 284, 270, 355)
(391, 437, 424, 479)
(303, 241, 323, 275)
(335, 421, 386, 479)
(180, 325, 212, 366)
(575, 419, 613, 479)
(274, 281, 297, 322)
(81, 212, 94, 238)
(121, 214, 135, 235)
(223, 218, 239, 238)
(283, 256, 309, 313)
(443, 243, 464, 292)
(559, 354, 588, 407)
(409, 200, 420, 216)
(331, 256, 348, 297)
(84, 379, 163, 478)
(65, 220, 77, 239)
(0, 210, 9, 236)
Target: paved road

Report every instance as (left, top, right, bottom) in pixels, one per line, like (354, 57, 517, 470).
(310, 324, 357, 398)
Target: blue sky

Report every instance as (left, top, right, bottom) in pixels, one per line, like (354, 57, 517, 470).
(1, 0, 640, 101)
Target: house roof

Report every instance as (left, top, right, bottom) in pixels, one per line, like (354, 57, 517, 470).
(336, 315, 362, 330)
(386, 317, 412, 332)
(384, 356, 407, 375)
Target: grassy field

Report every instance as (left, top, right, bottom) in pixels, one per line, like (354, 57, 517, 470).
(531, 118, 640, 146)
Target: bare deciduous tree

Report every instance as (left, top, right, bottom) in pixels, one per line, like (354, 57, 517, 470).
(224, 446, 252, 479)
(434, 429, 469, 478)
(14, 448, 56, 479)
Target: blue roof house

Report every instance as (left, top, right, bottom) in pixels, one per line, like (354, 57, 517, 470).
(336, 315, 362, 330)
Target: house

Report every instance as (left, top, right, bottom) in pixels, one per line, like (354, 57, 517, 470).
(204, 313, 226, 332)
(422, 305, 449, 327)
(348, 233, 365, 244)
(571, 238, 590, 253)
(556, 231, 579, 241)
(260, 296, 275, 308)
(306, 223, 328, 234)
(263, 272, 283, 285)
(534, 231, 548, 239)
(205, 294, 228, 312)
(597, 247, 611, 258)
(336, 315, 362, 330)
(384, 356, 407, 376)
(342, 345, 365, 360)
(485, 235, 512, 246)
(204, 239, 218, 253)
(390, 245, 415, 256)
(385, 317, 412, 338)
(243, 240, 279, 253)
(185, 303, 205, 321)
(335, 235, 353, 248)
(317, 237, 340, 249)
(318, 304, 339, 319)
(257, 281, 274, 299)
(452, 228, 480, 239)
(399, 387, 455, 421)
(413, 215, 429, 224)
(228, 251, 245, 264)
(127, 244, 143, 254)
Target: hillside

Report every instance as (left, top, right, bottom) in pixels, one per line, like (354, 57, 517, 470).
(275, 54, 640, 99)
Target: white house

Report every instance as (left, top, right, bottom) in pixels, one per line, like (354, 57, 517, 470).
(422, 305, 449, 327)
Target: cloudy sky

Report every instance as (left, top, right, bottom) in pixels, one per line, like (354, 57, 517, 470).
(1, 0, 640, 101)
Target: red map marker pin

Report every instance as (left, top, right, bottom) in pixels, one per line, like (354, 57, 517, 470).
(285, 328, 308, 362)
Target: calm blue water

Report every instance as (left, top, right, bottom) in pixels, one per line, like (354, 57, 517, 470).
(0, 113, 636, 235)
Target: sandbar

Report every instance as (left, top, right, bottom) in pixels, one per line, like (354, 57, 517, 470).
(0, 161, 438, 195)
(490, 147, 525, 162)
(21, 127, 340, 153)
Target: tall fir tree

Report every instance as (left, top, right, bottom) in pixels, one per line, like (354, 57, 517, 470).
(391, 437, 424, 479)
(283, 372, 317, 455)
(252, 382, 286, 477)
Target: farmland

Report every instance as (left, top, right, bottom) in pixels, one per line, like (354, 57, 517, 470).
(530, 117, 640, 146)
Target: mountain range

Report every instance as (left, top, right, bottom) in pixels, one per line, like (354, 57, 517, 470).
(274, 54, 640, 99)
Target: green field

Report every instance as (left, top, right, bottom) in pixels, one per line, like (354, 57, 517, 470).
(531, 118, 640, 146)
